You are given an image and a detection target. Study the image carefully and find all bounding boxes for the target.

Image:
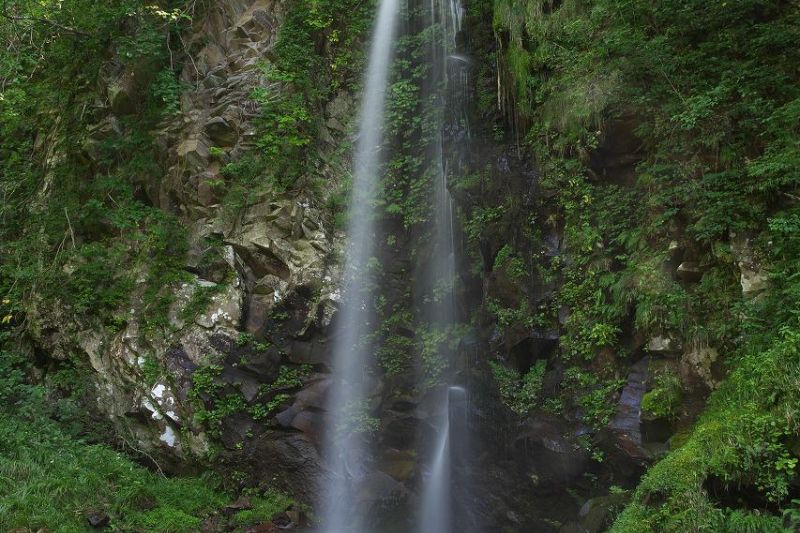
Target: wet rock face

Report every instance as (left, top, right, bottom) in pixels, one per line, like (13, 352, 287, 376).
(514, 417, 591, 489)
(646, 335, 681, 356)
(588, 114, 643, 186)
(237, 430, 326, 503)
(227, 197, 337, 336)
(560, 492, 629, 533)
(609, 358, 650, 460)
(681, 345, 721, 391)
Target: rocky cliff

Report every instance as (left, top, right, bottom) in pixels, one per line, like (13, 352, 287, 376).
(3, 0, 368, 505)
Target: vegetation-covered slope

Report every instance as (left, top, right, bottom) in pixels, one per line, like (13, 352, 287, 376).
(0, 331, 292, 531)
(488, 0, 800, 529)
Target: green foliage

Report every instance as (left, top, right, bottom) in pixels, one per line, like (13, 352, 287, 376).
(463, 206, 504, 242)
(141, 355, 163, 387)
(188, 365, 238, 434)
(488, 0, 800, 526)
(221, 0, 372, 216)
(493, 244, 527, 281)
(338, 398, 380, 437)
(0, 415, 226, 532)
(236, 332, 255, 347)
(0, 335, 43, 417)
(482, 6, 800, 527)
(0, 325, 291, 532)
(189, 362, 311, 435)
(641, 370, 683, 421)
(264, 364, 313, 392)
(486, 298, 540, 333)
(0, 1, 194, 331)
(378, 331, 415, 376)
(380, 21, 440, 230)
(66, 242, 135, 314)
(418, 326, 456, 387)
(491, 359, 547, 415)
(565, 369, 625, 432)
(149, 68, 184, 116)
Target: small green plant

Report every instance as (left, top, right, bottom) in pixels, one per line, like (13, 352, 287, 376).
(490, 359, 547, 415)
(273, 311, 290, 321)
(208, 146, 225, 159)
(180, 283, 225, 323)
(188, 365, 248, 434)
(140, 356, 162, 386)
(236, 332, 254, 347)
(641, 369, 683, 420)
(148, 68, 184, 117)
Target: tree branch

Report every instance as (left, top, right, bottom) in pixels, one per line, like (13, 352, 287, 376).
(1, 2, 90, 38)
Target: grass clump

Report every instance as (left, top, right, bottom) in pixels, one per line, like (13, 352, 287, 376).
(0, 415, 224, 532)
(0, 414, 296, 532)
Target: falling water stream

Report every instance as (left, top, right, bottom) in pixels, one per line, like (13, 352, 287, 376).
(320, 0, 474, 530)
(319, 1, 400, 531)
(418, 1, 470, 532)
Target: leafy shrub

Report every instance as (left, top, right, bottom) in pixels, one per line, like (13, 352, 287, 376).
(491, 359, 547, 415)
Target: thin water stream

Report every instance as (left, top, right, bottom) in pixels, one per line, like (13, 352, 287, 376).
(418, 1, 471, 532)
(319, 1, 401, 531)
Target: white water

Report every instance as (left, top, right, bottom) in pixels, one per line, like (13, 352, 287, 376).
(418, 1, 468, 532)
(419, 386, 468, 533)
(319, 1, 400, 531)
(419, 390, 453, 533)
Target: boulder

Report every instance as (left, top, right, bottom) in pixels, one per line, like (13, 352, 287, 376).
(177, 137, 210, 171)
(680, 345, 720, 391)
(646, 335, 681, 355)
(245, 431, 325, 503)
(197, 172, 223, 206)
(588, 114, 643, 186)
(379, 448, 417, 481)
(514, 417, 590, 489)
(676, 261, 704, 282)
(245, 294, 275, 334)
(576, 493, 629, 533)
(288, 339, 330, 366)
(287, 409, 324, 436)
(292, 378, 330, 410)
(194, 283, 243, 330)
(220, 412, 256, 450)
(205, 116, 239, 146)
(740, 269, 769, 298)
(196, 43, 226, 75)
(108, 80, 136, 115)
(358, 472, 413, 531)
(86, 510, 111, 528)
(222, 497, 253, 515)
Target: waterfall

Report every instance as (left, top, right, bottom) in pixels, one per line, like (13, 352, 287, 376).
(319, 1, 400, 531)
(419, 389, 453, 533)
(418, 0, 471, 532)
(418, 386, 468, 533)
